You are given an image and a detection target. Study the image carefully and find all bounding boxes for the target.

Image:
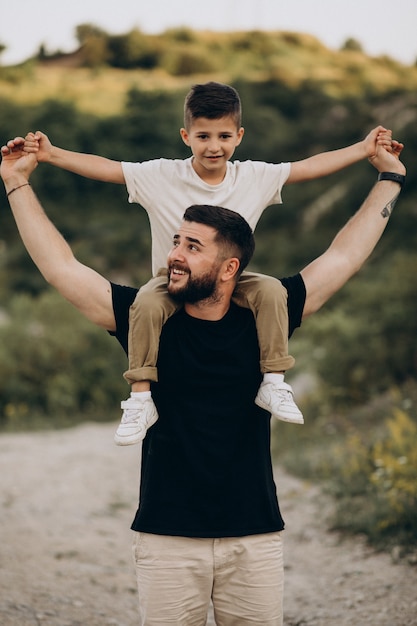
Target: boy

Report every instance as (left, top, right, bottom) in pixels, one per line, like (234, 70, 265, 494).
(23, 82, 392, 445)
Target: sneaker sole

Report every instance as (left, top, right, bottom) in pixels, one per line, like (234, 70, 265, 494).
(114, 434, 143, 446)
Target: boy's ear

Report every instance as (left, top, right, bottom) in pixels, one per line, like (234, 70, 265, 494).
(236, 127, 245, 145)
(180, 128, 190, 146)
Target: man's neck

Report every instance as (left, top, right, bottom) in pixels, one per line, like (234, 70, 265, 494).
(184, 296, 231, 321)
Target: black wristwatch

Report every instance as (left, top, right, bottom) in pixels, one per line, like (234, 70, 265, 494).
(377, 172, 405, 187)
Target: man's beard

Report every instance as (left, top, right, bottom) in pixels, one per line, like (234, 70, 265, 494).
(168, 265, 221, 305)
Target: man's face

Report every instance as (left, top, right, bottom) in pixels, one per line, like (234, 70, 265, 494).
(167, 221, 224, 305)
(180, 115, 244, 182)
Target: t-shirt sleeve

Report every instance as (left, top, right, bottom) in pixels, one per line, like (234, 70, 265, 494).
(280, 273, 306, 338)
(121, 161, 141, 204)
(121, 159, 165, 206)
(108, 282, 138, 354)
(270, 161, 291, 204)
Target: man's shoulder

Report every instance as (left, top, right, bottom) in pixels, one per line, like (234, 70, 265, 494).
(109, 283, 139, 353)
(111, 282, 138, 305)
(280, 274, 306, 337)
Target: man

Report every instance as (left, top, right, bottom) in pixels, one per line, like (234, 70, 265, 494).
(1, 137, 405, 625)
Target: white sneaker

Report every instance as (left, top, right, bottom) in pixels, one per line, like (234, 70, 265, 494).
(114, 396, 159, 446)
(255, 380, 304, 424)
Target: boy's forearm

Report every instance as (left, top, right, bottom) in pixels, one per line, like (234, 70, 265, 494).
(288, 142, 365, 183)
(49, 146, 125, 184)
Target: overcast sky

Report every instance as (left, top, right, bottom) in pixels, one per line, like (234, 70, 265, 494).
(1, 0, 416, 66)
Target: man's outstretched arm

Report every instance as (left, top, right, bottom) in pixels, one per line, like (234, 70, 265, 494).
(301, 141, 405, 319)
(1, 139, 116, 331)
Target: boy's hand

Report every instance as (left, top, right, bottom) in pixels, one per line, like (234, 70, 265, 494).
(24, 130, 53, 163)
(363, 125, 393, 159)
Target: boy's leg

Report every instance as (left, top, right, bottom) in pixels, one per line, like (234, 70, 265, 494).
(233, 272, 303, 424)
(124, 270, 176, 384)
(115, 271, 179, 446)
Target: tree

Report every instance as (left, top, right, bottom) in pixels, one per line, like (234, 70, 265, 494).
(341, 37, 364, 53)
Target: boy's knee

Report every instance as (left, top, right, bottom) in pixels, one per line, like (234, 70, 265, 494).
(248, 276, 286, 305)
(132, 289, 164, 313)
(130, 290, 178, 323)
(256, 275, 285, 295)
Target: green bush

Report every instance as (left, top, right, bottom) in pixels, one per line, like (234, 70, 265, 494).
(329, 409, 417, 549)
(292, 252, 417, 408)
(161, 47, 220, 76)
(0, 290, 128, 430)
(107, 29, 161, 69)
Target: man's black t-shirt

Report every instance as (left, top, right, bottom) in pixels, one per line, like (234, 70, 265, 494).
(111, 274, 306, 538)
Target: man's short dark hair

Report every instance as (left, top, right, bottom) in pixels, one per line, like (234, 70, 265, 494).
(184, 82, 242, 130)
(183, 205, 254, 276)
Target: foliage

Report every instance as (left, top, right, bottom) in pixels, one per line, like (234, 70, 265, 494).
(107, 29, 161, 70)
(328, 409, 417, 549)
(0, 291, 128, 430)
(341, 38, 364, 53)
(271, 382, 417, 551)
(289, 251, 417, 409)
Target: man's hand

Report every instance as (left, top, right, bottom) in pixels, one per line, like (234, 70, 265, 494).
(24, 130, 53, 163)
(1, 137, 38, 189)
(368, 138, 405, 175)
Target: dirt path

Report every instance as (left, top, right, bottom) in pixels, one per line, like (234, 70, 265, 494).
(0, 422, 416, 626)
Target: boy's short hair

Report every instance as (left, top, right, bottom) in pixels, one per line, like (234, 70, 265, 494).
(183, 205, 254, 276)
(184, 82, 242, 130)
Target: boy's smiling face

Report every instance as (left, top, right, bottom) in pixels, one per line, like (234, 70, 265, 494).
(180, 115, 244, 184)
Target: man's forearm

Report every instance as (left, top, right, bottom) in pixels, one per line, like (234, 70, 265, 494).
(330, 179, 401, 264)
(5, 180, 116, 329)
(301, 177, 404, 318)
(7, 180, 75, 284)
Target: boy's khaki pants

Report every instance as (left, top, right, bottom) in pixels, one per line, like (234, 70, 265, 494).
(124, 270, 295, 385)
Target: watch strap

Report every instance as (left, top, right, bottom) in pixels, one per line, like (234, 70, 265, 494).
(377, 172, 405, 187)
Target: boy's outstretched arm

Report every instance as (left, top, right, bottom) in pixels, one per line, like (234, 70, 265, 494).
(23, 131, 125, 184)
(300, 139, 405, 318)
(1, 139, 116, 330)
(287, 125, 392, 184)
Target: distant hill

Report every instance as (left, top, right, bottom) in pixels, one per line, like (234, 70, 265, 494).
(1, 27, 417, 116)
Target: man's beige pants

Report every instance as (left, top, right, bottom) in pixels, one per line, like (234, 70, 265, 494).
(132, 531, 284, 625)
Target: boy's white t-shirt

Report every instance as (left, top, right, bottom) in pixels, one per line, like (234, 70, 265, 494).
(122, 157, 291, 276)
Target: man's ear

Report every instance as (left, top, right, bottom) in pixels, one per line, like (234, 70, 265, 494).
(221, 258, 240, 283)
(180, 128, 190, 146)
